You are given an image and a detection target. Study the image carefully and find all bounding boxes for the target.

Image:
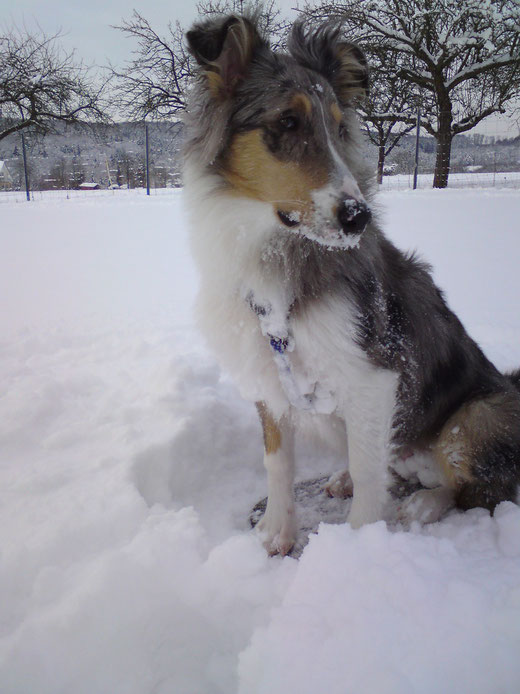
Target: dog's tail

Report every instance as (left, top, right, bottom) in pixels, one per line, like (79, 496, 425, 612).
(506, 368, 520, 391)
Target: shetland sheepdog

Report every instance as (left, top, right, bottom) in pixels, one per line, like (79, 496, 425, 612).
(183, 13, 520, 555)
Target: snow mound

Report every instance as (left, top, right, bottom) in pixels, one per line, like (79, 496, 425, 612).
(239, 506, 520, 694)
(1, 189, 520, 693)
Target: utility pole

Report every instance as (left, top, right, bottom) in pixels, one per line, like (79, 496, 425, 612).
(413, 108, 421, 190)
(145, 123, 150, 196)
(21, 133, 30, 202)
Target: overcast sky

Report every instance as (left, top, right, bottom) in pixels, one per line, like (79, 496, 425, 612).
(1, 0, 516, 135)
(0, 0, 301, 68)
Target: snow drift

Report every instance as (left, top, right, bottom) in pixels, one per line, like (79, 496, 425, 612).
(1, 187, 520, 694)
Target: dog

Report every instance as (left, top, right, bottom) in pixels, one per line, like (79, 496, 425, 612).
(183, 13, 520, 555)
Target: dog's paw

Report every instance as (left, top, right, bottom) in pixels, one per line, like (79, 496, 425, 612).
(257, 509, 297, 557)
(324, 469, 354, 499)
(347, 505, 380, 529)
(347, 489, 390, 528)
(397, 487, 455, 527)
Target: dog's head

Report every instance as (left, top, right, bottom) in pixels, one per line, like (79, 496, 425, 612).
(186, 15, 371, 249)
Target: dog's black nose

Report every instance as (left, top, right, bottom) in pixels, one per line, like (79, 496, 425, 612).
(337, 199, 371, 235)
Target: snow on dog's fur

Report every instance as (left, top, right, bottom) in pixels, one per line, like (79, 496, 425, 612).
(183, 13, 520, 555)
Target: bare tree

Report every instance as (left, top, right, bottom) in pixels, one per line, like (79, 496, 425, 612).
(304, 0, 520, 188)
(197, 1, 289, 50)
(111, 12, 191, 121)
(361, 49, 424, 183)
(0, 25, 108, 142)
(112, 2, 289, 121)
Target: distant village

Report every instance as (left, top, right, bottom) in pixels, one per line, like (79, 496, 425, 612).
(0, 121, 183, 193)
(0, 119, 518, 192)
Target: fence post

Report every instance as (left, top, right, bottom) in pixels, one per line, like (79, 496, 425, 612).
(21, 133, 30, 202)
(145, 123, 150, 196)
(413, 108, 421, 190)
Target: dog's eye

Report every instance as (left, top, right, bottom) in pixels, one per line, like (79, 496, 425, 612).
(339, 123, 348, 139)
(279, 114, 300, 131)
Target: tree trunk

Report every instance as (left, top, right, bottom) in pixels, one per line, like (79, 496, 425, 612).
(433, 131, 453, 188)
(433, 104, 453, 188)
(377, 144, 385, 184)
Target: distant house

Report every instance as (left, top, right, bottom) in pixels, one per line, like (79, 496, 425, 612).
(0, 161, 13, 190)
(78, 182, 100, 190)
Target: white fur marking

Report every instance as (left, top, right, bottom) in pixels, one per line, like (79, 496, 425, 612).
(306, 185, 362, 250)
(397, 487, 455, 527)
(257, 418, 296, 556)
(292, 296, 398, 527)
(346, 366, 398, 528)
(316, 101, 364, 202)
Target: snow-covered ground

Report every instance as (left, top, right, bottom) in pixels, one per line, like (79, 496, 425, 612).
(379, 169, 520, 191)
(0, 169, 518, 207)
(1, 187, 520, 694)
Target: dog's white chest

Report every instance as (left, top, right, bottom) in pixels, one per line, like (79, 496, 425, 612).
(290, 294, 375, 414)
(185, 170, 375, 417)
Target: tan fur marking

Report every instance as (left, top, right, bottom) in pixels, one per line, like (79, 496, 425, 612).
(222, 129, 329, 217)
(331, 102, 343, 124)
(433, 415, 475, 487)
(433, 393, 516, 487)
(291, 92, 312, 116)
(256, 401, 281, 454)
(334, 44, 368, 103)
(206, 70, 224, 99)
(203, 19, 260, 101)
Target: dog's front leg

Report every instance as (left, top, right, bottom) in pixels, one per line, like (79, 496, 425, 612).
(345, 369, 398, 529)
(256, 401, 296, 556)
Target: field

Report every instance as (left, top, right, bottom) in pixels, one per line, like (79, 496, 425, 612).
(1, 187, 520, 693)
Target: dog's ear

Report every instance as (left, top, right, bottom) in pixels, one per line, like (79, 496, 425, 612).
(288, 22, 369, 106)
(330, 41, 369, 104)
(187, 16, 263, 100)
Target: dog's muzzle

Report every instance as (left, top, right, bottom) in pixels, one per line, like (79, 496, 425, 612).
(337, 199, 371, 235)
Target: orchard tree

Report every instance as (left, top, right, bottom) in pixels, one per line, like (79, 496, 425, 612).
(0, 26, 108, 142)
(111, 11, 191, 121)
(361, 49, 425, 183)
(112, 2, 288, 120)
(197, 1, 288, 50)
(305, 0, 520, 188)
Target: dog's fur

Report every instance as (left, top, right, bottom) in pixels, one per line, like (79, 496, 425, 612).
(183, 14, 520, 555)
